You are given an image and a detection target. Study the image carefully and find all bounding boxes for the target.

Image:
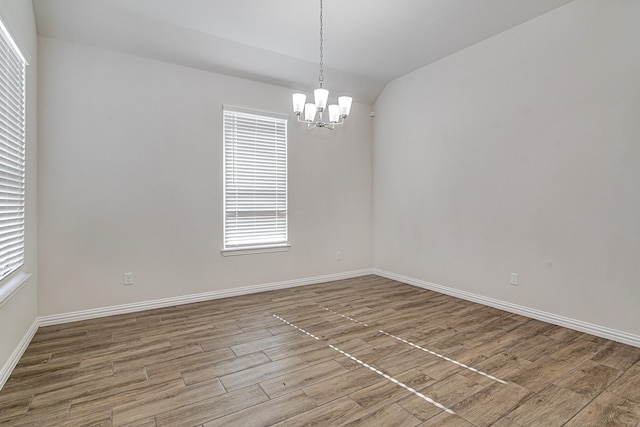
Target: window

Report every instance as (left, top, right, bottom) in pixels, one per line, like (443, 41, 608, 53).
(0, 17, 26, 280)
(223, 107, 288, 253)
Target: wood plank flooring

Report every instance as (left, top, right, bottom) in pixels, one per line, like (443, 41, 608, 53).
(1, 275, 639, 426)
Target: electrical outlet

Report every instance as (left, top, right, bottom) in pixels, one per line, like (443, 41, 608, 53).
(510, 273, 519, 286)
(336, 251, 342, 261)
(124, 272, 134, 285)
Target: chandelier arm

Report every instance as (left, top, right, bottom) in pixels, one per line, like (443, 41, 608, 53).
(296, 114, 344, 128)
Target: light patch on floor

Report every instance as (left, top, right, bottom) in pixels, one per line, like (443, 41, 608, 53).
(321, 304, 508, 384)
(273, 312, 456, 415)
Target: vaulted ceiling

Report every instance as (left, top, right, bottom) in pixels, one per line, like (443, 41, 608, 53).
(33, 0, 574, 104)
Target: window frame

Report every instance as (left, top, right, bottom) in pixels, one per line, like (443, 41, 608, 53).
(0, 13, 29, 306)
(0, 17, 26, 278)
(221, 106, 289, 256)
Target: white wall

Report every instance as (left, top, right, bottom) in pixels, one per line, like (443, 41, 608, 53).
(373, 0, 640, 336)
(38, 37, 372, 316)
(0, 0, 38, 376)
(33, 0, 640, 342)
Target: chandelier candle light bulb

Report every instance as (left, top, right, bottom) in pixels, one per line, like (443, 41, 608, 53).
(292, 93, 307, 115)
(304, 103, 316, 121)
(292, 0, 353, 130)
(338, 96, 352, 117)
(328, 104, 340, 123)
(314, 88, 329, 111)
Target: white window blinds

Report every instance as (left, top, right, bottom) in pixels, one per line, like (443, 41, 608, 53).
(0, 18, 26, 280)
(223, 107, 287, 250)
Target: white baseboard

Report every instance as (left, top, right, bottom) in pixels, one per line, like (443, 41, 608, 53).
(374, 269, 640, 348)
(38, 269, 374, 327)
(1, 269, 372, 390)
(0, 318, 38, 391)
(5, 266, 636, 392)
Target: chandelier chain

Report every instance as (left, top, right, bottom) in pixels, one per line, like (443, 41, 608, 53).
(319, 0, 324, 87)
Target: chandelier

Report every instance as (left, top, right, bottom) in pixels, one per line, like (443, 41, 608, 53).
(292, 0, 352, 130)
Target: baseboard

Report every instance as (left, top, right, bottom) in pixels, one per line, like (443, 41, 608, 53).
(38, 269, 374, 327)
(1, 269, 372, 390)
(373, 269, 640, 348)
(0, 318, 38, 390)
(12, 266, 636, 393)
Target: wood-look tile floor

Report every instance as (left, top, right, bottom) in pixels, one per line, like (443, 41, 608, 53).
(1, 275, 640, 426)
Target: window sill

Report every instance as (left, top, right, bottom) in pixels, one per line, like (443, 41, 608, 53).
(221, 244, 291, 257)
(0, 270, 32, 308)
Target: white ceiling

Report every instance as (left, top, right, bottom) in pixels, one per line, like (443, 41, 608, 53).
(33, 0, 574, 104)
